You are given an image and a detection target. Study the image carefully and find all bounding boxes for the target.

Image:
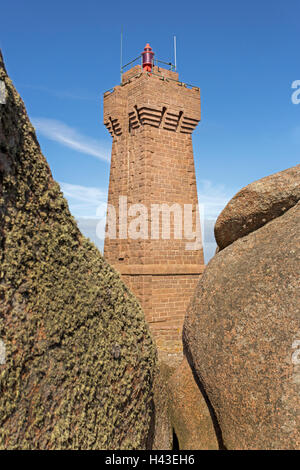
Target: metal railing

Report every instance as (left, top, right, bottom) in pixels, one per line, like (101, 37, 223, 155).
(148, 71, 199, 90)
(121, 55, 141, 74)
(103, 57, 199, 96)
(103, 72, 199, 96)
(121, 55, 176, 77)
(154, 59, 175, 71)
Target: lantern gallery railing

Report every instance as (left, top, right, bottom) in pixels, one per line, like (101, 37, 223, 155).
(103, 72, 199, 97)
(103, 71, 200, 97)
(103, 43, 199, 95)
(121, 55, 141, 73)
(121, 44, 176, 77)
(121, 57, 176, 75)
(121, 57, 176, 76)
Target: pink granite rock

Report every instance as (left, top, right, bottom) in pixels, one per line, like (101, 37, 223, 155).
(184, 202, 300, 449)
(215, 165, 300, 250)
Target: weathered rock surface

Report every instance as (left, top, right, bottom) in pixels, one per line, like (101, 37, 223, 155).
(184, 201, 300, 449)
(215, 164, 300, 250)
(168, 357, 219, 450)
(0, 50, 156, 449)
(151, 359, 219, 450)
(151, 363, 173, 450)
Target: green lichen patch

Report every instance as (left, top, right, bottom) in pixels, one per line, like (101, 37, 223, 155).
(0, 50, 156, 450)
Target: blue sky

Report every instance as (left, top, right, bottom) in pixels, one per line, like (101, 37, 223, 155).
(1, 0, 299, 261)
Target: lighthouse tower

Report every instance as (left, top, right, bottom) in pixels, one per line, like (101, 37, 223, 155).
(103, 44, 205, 363)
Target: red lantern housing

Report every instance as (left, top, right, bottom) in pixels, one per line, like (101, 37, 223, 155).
(142, 43, 154, 72)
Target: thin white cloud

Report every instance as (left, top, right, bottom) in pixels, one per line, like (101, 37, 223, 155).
(59, 182, 107, 246)
(32, 117, 110, 162)
(197, 179, 236, 262)
(197, 179, 236, 220)
(20, 83, 98, 101)
(59, 181, 108, 218)
(60, 182, 107, 204)
(76, 217, 104, 253)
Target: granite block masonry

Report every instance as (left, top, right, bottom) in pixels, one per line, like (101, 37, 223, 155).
(103, 59, 205, 363)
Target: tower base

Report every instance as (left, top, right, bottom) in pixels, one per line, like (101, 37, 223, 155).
(114, 263, 205, 364)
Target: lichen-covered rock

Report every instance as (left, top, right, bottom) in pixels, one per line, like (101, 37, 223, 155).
(168, 357, 219, 450)
(184, 202, 300, 449)
(0, 50, 156, 450)
(151, 363, 174, 450)
(151, 359, 219, 450)
(215, 164, 300, 250)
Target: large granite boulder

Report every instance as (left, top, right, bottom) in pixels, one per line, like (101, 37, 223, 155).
(167, 357, 219, 450)
(215, 165, 300, 250)
(151, 359, 219, 450)
(0, 50, 156, 449)
(184, 200, 300, 449)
